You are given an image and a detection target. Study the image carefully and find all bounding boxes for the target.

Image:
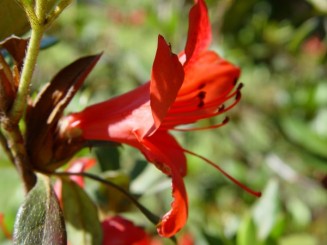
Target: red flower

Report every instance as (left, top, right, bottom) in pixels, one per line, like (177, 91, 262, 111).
(101, 216, 152, 245)
(60, 0, 260, 238)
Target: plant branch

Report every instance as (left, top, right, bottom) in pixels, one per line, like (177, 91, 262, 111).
(54, 171, 160, 225)
(0, 129, 15, 165)
(0, 119, 36, 192)
(47, 0, 73, 24)
(9, 25, 45, 122)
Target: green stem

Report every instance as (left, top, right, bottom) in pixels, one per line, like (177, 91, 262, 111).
(9, 25, 45, 122)
(0, 120, 36, 192)
(54, 171, 160, 225)
(0, 129, 15, 165)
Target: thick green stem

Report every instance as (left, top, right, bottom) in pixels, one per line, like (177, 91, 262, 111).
(9, 25, 45, 122)
(1, 119, 36, 192)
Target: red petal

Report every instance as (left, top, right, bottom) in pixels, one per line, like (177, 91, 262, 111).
(67, 157, 96, 187)
(102, 216, 151, 245)
(178, 51, 240, 99)
(163, 51, 240, 128)
(150, 35, 184, 132)
(66, 83, 155, 141)
(156, 162, 188, 238)
(140, 131, 187, 177)
(184, 0, 211, 66)
(53, 157, 96, 206)
(141, 136, 188, 238)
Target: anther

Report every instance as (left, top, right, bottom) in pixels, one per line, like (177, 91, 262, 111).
(235, 91, 241, 101)
(222, 117, 229, 124)
(237, 83, 244, 90)
(218, 104, 225, 112)
(197, 91, 206, 99)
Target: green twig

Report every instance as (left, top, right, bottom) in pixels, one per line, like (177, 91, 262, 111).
(9, 25, 45, 123)
(0, 120, 36, 192)
(0, 129, 16, 165)
(54, 171, 160, 225)
(47, 0, 73, 24)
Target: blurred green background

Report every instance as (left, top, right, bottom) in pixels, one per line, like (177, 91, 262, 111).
(1, 0, 327, 244)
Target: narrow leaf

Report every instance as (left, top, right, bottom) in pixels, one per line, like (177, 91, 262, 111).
(13, 175, 66, 245)
(252, 179, 280, 241)
(62, 179, 102, 245)
(25, 54, 101, 167)
(0, 36, 29, 71)
(237, 213, 258, 245)
(0, 65, 15, 112)
(280, 117, 327, 159)
(40, 36, 59, 50)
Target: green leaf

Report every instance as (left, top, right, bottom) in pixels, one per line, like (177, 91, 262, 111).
(40, 36, 58, 50)
(94, 144, 121, 171)
(279, 234, 318, 245)
(280, 117, 327, 159)
(13, 175, 66, 245)
(306, 0, 327, 13)
(0, 0, 30, 41)
(288, 18, 318, 52)
(62, 179, 102, 245)
(252, 179, 280, 241)
(95, 171, 132, 214)
(237, 213, 258, 245)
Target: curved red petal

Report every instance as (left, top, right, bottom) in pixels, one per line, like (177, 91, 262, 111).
(150, 35, 184, 132)
(102, 216, 151, 245)
(184, 0, 211, 66)
(141, 131, 187, 177)
(163, 51, 240, 128)
(140, 136, 188, 238)
(67, 157, 96, 187)
(156, 164, 188, 238)
(179, 51, 240, 98)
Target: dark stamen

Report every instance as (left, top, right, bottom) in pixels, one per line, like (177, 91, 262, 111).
(218, 104, 225, 112)
(223, 117, 229, 124)
(198, 101, 204, 108)
(235, 91, 241, 101)
(197, 91, 206, 99)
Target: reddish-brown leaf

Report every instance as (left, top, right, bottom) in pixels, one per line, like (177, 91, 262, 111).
(0, 36, 29, 71)
(25, 54, 102, 169)
(0, 53, 16, 113)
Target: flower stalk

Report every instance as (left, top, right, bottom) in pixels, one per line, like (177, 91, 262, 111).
(54, 171, 160, 225)
(0, 119, 36, 192)
(9, 25, 44, 122)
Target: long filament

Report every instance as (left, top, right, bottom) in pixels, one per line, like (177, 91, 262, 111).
(183, 148, 261, 197)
